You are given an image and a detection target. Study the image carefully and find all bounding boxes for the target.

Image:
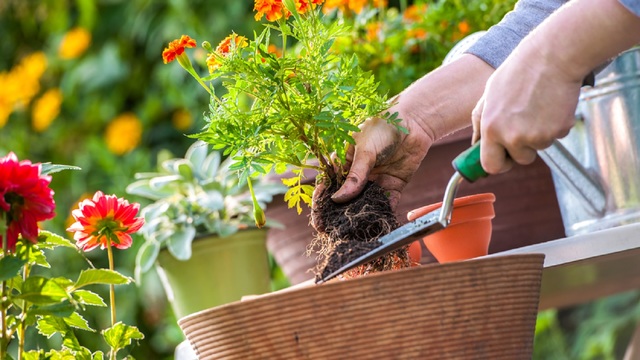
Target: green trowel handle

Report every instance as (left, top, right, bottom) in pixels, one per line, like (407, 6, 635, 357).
(452, 142, 488, 182)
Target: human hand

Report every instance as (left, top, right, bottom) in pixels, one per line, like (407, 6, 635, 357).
(470, 46, 582, 174)
(330, 113, 434, 210)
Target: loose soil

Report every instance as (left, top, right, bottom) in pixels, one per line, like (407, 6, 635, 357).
(310, 179, 412, 282)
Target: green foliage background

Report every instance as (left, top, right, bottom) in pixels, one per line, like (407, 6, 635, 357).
(1, 0, 638, 358)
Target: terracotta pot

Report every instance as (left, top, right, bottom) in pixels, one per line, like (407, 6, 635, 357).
(408, 193, 495, 263)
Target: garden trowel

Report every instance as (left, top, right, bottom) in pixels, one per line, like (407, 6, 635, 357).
(317, 142, 488, 284)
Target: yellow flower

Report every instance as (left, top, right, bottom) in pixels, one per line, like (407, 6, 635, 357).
(32, 88, 63, 132)
(11, 52, 47, 108)
(105, 113, 143, 155)
(59, 27, 92, 60)
(172, 108, 193, 131)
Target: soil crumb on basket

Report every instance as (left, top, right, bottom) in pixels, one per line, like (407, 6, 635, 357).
(310, 180, 411, 282)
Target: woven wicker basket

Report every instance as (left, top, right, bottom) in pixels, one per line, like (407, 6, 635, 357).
(179, 254, 544, 359)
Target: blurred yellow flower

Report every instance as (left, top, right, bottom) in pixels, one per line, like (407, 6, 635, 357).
(0, 52, 47, 127)
(59, 27, 92, 60)
(105, 113, 143, 155)
(32, 88, 63, 132)
(172, 109, 193, 131)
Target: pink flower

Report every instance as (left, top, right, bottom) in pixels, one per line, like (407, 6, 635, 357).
(0, 152, 55, 251)
(67, 191, 144, 252)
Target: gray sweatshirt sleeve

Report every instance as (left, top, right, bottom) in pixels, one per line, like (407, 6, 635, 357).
(465, 0, 567, 69)
(466, 0, 640, 69)
(619, 0, 640, 16)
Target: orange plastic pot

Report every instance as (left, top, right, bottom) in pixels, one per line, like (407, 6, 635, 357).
(407, 193, 495, 263)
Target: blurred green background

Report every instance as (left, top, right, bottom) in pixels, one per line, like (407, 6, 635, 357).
(1, 0, 638, 358)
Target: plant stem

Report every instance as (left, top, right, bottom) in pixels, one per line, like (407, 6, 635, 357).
(106, 240, 116, 360)
(16, 247, 31, 360)
(1, 212, 8, 360)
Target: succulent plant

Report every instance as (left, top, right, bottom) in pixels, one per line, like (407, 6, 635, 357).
(126, 141, 285, 277)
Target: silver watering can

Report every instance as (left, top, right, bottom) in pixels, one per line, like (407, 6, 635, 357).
(541, 46, 640, 235)
(445, 33, 640, 236)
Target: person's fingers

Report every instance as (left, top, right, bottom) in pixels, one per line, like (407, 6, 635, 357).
(480, 136, 513, 174)
(331, 146, 376, 203)
(470, 95, 484, 145)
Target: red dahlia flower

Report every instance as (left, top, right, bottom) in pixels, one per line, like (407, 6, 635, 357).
(0, 152, 55, 251)
(67, 191, 144, 252)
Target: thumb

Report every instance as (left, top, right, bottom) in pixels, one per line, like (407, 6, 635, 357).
(331, 148, 375, 203)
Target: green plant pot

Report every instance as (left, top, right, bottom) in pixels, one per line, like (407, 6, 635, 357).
(155, 228, 271, 319)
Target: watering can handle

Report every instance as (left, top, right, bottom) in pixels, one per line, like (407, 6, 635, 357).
(538, 140, 607, 216)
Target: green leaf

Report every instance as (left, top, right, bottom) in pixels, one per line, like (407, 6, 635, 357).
(37, 315, 70, 338)
(72, 289, 107, 307)
(174, 159, 194, 181)
(136, 241, 160, 274)
(40, 163, 81, 175)
(38, 230, 77, 249)
(29, 302, 75, 317)
(63, 311, 94, 332)
(0, 255, 26, 281)
(74, 269, 132, 289)
(103, 322, 144, 352)
(18, 276, 69, 304)
(167, 225, 196, 261)
(23, 350, 46, 360)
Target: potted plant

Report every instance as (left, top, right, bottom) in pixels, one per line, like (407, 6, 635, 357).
(162, 0, 419, 281)
(126, 141, 285, 318)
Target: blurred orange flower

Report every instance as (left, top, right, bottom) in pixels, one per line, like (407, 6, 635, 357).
(458, 20, 470, 35)
(32, 88, 62, 132)
(105, 113, 142, 155)
(58, 27, 92, 60)
(366, 22, 383, 42)
(162, 35, 197, 64)
(403, 3, 428, 23)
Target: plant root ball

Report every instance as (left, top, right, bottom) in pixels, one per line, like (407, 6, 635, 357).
(310, 179, 412, 282)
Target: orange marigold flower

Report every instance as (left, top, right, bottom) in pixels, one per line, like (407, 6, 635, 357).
(206, 53, 221, 73)
(215, 34, 248, 55)
(162, 35, 197, 64)
(254, 0, 289, 22)
(67, 191, 144, 252)
(296, 0, 324, 14)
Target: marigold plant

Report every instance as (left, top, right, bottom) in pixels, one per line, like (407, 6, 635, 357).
(163, 0, 402, 217)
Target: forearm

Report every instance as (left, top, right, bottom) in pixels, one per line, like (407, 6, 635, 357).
(392, 54, 495, 142)
(525, 0, 640, 82)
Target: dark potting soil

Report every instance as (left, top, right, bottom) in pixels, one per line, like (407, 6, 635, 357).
(310, 180, 411, 282)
